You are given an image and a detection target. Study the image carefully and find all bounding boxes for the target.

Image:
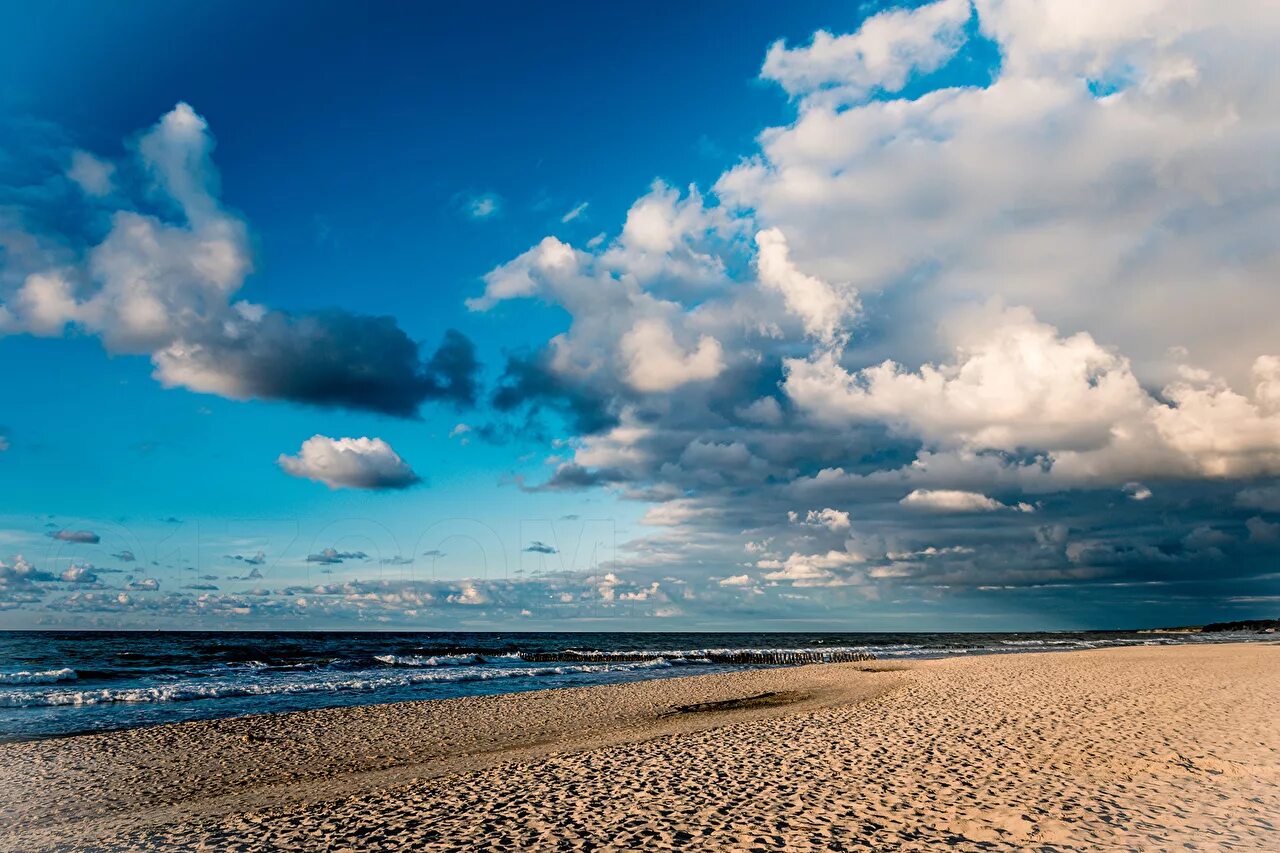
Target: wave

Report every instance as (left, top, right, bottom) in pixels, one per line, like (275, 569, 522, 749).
(0, 668, 77, 685)
(0, 659, 687, 709)
(546, 645, 886, 660)
(373, 654, 482, 667)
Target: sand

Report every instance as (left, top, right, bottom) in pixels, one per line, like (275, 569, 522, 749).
(1, 643, 1277, 851)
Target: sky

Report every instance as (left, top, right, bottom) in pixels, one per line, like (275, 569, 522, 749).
(2, 0, 1279, 631)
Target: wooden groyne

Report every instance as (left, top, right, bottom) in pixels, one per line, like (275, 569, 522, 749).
(519, 650, 876, 665)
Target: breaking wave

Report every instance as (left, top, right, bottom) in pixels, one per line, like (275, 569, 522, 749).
(0, 668, 78, 685)
(0, 659, 683, 709)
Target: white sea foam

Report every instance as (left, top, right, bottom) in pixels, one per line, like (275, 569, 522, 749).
(552, 645, 886, 660)
(0, 668, 78, 685)
(374, 654, 481, 667)
(0, 659, 683, 708)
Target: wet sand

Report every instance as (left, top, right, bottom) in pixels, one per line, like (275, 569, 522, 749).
(2, 643, 1276, 851)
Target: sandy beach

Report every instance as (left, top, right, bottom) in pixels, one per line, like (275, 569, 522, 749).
(2, 643, 1277, 851)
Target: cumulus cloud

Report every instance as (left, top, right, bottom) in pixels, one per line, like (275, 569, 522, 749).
(279, 435, 422, 490)
(785, 308, 1280, 481)
(900, 489, 1032, 513)
(9, 1, 1280, 627)
(460, 0, 1280, 615)
(759, 549, 866, 586)
(784, 308, 1147, 453)
(0, 556, 55, 586)
(2, 103, 480, 417)
(447, 584, 489, 605)
(755, 228, 858, 346)
(761, 0, 970, 107)
(790, 507, 851, 531)
(619, 317, 725, 393)
(59, 564, 99, 584)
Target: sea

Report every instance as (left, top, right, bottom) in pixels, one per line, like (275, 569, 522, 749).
(0, 629, 1265, 741)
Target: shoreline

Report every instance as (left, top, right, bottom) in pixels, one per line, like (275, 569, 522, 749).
(3, 643, 1277, 850)
(4, 630, 1268, 744)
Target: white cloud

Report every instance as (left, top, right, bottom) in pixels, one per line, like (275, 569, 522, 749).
(67, 150, 115, 196)
(1123, 482, 1153, 501)
(449, 0, 1280, 615)
(760, 549, 866, 586)
(620, 317, 724, 393)
(561, 201, 589, 223)
(0, 272, 82, 337)
(784, 307, 1147, 452)
(785, 307, 1280, 481)
(466, 236, 578, 311)
(900, 489, 1032, 513)
(792, 507, 851, 531)
(60, 564, 98, 584)
(447, 585, 489, 605)
(718, 574, 752, 587)
(465, 193, 502, 219)
(762, 0, 971, 108)
(4, 103, 472, 417)
(755, 228, 858, 345)
(640, 498, 714, 527)
(278, 435, 421, 490)
(724, 0, 1280, 395)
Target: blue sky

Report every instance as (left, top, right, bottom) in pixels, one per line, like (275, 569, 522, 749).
(2, 0, 1279, 630)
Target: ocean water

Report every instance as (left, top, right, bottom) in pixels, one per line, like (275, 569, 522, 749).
(0, 630, 1263, 741)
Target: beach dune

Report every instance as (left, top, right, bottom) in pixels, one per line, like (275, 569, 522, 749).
(2, 643, 1277, 850)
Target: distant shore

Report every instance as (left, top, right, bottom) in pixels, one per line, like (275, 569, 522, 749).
(1137, 617, 1280, 634)
(3, 643, 1277, 851)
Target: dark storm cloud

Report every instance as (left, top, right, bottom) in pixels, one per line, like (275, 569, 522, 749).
(493, 349, 616, 434)
(171, 315, 481, 417)
(519, 464, 632, 493)
(523, 541, 558, 554)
